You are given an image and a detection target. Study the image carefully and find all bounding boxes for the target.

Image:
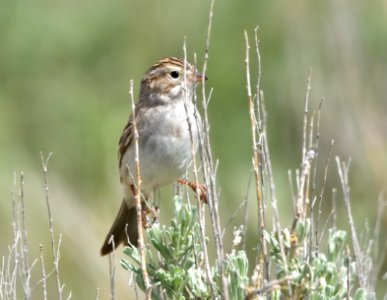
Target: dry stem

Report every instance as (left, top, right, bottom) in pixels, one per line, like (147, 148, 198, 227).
(244, 30, 269, 286)
(199, 1, 229, 298)
(40, 152, 65, 300)
(314, 139, 334, 255)
(108, 251, 115, 300)
(39, 245, 47, 300)
(182, 43, 216, 299)
(335, 157, 364, 287)
(129, 80, 151, 298)
(291, 70, 313, 234)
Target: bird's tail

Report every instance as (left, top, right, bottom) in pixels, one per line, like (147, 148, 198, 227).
(100, 200, 138, 256)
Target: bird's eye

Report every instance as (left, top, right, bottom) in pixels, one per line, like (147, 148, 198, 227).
(170, 71, 179, 79)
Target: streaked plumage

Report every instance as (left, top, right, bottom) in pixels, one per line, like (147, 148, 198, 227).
(101, 57, 205, 255)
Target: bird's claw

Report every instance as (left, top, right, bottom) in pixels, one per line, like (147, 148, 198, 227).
(177, 179, 208, 203)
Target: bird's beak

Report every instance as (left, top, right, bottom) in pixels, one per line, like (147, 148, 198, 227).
(195, 73, 208, 83)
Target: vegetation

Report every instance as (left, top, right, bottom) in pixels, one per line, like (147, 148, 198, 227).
(1, 0, 386, 298)
(122, 197, 373, 299)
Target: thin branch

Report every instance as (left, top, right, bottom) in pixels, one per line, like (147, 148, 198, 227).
(309, 99, 324, 259)
(40, 152, 64, 300)
(255, 53, 292, 294)
(241, 171, 252, 250)
(292, 70, 313, 232)
(314, 139, 334, 255)
(108, 250, 115, 300)
(18, 171, 32, 300)
(335, 157, 365, 288)
(254, 26, 262, 130)
(311, 98, 324, 201)
(197, 0, 229, 298)
(305, 111, 314, 210)
(7, 175, 20, 299)
(301, 69, 312, 171)
(129, 80, 151, 298)
(183, 44, 216, 299)
(244, 30, 268, 287)
(39, 245, 47, 300)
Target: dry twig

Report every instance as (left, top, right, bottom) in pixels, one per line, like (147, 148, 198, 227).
(198, 1, 228, 298)
(129, 80, 151, 299)
(40, 152, 66, 300)
(244, 30, 269, 287)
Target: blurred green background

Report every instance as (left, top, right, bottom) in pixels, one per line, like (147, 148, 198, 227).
(1, 0, 386, 298)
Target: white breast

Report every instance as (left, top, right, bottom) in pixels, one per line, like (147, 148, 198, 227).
(120, 101, 200, 191)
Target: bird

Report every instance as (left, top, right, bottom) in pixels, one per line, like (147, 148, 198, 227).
(100, 57, 206, 255)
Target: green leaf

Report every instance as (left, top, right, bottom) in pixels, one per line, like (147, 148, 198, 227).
(327, 229, 347, 262)
(122, 246, 141, 265)
(173, 195, 183, 212)
(354, 288, 366, 300)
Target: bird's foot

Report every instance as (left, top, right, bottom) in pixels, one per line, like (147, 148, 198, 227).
(141, 205, 159, 228)
(176, 179, 208, 203)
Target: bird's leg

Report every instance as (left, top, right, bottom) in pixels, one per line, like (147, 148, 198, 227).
(142, 205, 159, 228)
(130, 184, 159, 228)
(176, 179, 208, 203)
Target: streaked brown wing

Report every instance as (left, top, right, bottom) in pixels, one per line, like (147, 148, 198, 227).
(118, 117, 133, 169)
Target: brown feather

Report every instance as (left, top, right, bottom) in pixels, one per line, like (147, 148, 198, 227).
(101, 57, 198, 255)
(100, 200, 139, 256)
(118, 119, 133, 169)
